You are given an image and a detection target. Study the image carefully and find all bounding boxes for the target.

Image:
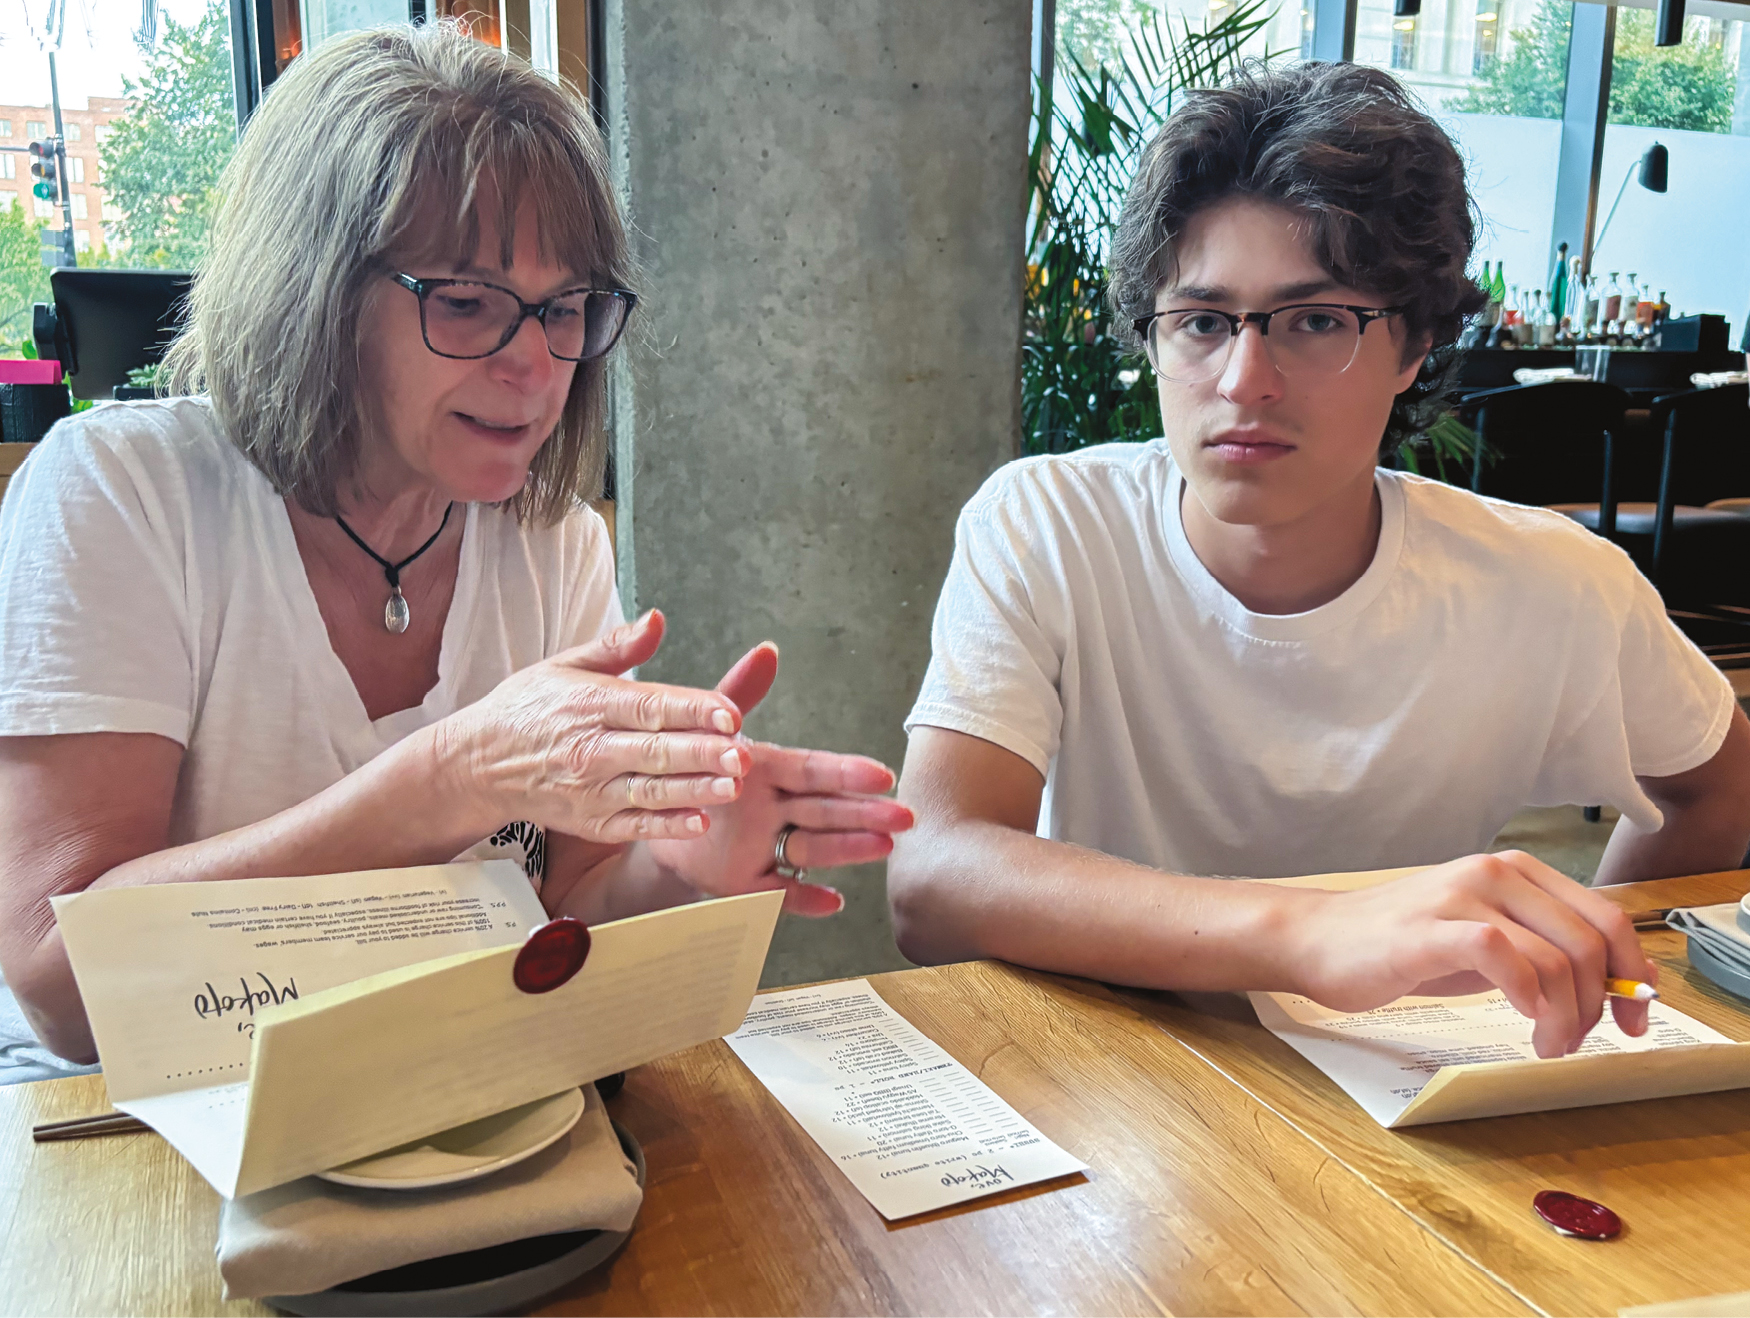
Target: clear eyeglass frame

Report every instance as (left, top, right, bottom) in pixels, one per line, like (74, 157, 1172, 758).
(1132, 303, 1406, 384)
(392, 272, 639, 362)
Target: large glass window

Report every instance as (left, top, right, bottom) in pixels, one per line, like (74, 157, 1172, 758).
(1590, 8, 1750, 331)
(1355, 0, 1570, 307)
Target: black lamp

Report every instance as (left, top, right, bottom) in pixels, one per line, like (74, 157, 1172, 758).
(1655, 0, 1684, 46)
(1590, 142, 1667, 271)
(1394, 0, 1421, 14)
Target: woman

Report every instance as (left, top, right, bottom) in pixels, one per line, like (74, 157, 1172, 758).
(0, 22, 911, 1079)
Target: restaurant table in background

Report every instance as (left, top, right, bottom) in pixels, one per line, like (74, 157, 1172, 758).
(3, 871, 1749, 1317)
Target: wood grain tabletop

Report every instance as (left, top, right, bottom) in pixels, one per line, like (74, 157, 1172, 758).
(1109, 870, 1750, 1318)
(2, 870, 1746, 1317)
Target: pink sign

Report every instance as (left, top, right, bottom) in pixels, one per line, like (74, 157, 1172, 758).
(0, 361, 64, 385)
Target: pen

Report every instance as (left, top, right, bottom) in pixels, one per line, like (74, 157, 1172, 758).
(1605, 978, 1659, 1002)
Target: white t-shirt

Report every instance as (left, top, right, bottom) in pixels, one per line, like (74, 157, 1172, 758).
(905, 440, 1735, 880)
(0, 397, 622, 1080)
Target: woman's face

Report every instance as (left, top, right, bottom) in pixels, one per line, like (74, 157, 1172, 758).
(357, 194, 582, 506)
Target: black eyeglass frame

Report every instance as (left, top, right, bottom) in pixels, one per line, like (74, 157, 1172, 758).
(391, 272, 639, 362)
(1132, 303, 1407, 381)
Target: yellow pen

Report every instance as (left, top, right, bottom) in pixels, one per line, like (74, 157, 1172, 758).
(1605, 977, 1659, 1002)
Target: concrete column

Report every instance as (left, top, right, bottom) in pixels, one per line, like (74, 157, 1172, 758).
(603, 0, 1029, 985)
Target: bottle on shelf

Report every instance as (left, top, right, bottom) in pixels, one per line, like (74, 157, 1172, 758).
(1491, 263, 1507, 322)
(1582, 271, 1600, 341)
(1602, 272, 1623, 327)
(1550, 243, 1569, 323)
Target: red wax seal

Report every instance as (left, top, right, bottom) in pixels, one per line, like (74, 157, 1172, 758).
(513, 918, 590, 994)
(1533, 1190, 1622, 1240)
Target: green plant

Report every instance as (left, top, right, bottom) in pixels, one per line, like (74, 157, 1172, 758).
(1024, 4, 1273, 456)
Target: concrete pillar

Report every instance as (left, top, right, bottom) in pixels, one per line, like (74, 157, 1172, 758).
(603, 0, 1029, 985)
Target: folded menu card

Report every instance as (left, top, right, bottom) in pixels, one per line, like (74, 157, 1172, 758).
(53, 863, 783, 1197)
(1250, 866, 1750, 1126)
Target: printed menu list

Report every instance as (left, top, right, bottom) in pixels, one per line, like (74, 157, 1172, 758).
(725, 979, 1086, 1219)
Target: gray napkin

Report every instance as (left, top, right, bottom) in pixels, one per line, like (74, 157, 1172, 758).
(217, 1084, 642, 1300)
(1667, 904, 1750, 977)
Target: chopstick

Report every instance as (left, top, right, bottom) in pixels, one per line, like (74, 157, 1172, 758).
(31, 1111, 150, 1142)
(1627, 908, 1674, 932)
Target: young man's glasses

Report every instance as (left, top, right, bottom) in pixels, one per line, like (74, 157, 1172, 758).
(392, 273, 638, 362)
(1133, 303, 1405, 384)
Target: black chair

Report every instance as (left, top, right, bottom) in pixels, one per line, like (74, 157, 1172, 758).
(1629, 383, 1750, 611)
(1457, 382, 1631, 516)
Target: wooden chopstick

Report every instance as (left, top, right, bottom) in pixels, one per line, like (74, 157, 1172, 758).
(1628, 908, 1674, 931)
(31, 1112, 150, 1142)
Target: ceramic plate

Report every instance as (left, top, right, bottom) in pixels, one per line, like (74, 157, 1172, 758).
(317, 1088, 586, 1191)
(1738, 893, 1749, 936)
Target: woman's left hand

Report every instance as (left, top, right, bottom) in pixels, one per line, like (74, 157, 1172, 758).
(646, 643, 913, 915)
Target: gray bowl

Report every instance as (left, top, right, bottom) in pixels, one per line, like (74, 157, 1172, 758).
(265, 1119, 645, 1317)
(1687, 936, 1750, 1004)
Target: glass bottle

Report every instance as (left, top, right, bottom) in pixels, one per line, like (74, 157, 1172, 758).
(1550, 244, 1568, 322)
(1491, 263, 1507, 320)
(1602, 272, 1622, 326)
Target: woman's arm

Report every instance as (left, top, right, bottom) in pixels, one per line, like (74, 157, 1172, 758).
(0, 617, 751, 1062)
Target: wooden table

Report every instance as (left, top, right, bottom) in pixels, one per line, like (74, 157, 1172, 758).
(4, 871, 1749, 1316)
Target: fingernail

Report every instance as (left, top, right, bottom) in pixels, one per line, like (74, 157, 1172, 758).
(638, 609, 656, 625)
(712, 709, 736, 734)
(828, 888, 845, 914)
(711, 776, 737, 799)
(685, 813, 706, 834)
(719, 747, 743, 774)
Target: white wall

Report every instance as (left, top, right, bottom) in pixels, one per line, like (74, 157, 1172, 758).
(1439, 112, 1565, 295)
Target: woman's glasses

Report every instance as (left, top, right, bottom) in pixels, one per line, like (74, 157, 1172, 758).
(392, 273, 637, 362)
(1133, 303, 1404, 384)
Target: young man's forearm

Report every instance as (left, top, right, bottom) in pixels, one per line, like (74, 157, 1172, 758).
(889, 820, 1319, 994)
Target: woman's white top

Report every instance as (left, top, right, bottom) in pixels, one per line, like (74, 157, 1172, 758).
(907, 440, 1736, 880)
(0, 397, 622, 1081)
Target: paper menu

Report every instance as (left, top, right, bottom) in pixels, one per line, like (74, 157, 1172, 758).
(54, 863, 786, 1197)
(53, 861, 549, 1102)
(1251, 988, 1750, 1127)
(725, 979, 1087, 1219)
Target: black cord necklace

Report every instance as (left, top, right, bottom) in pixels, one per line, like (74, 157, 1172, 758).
(334, 503, 454, 634)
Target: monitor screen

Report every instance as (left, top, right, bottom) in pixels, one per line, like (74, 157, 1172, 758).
(48, 269, 192, 402)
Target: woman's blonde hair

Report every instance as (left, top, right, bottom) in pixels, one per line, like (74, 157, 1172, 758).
(164, 21, 630, 523)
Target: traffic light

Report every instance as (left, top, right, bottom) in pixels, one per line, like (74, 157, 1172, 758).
(28, 139, 58, 203)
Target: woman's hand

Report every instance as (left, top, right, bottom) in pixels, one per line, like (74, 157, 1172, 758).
(647, 642, 915, 915)
(433, 610, 756, 844)
(1288, 850, 1655, 1058)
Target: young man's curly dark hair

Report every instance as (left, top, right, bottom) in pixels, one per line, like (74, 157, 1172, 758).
(1109, 60, 1488, 455)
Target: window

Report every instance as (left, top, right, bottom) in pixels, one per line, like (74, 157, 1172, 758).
(72, 194, 88, 219)
(73, 229, 90, 252)
(102, 200, 123, 220)
(26, 121, 47, 140)
(0, 120, 11, 137)
(1391, 15, 1419, 68)
(1473, 0, 1501, 73)
(0, 155, 13, 180)
(0, 191, 15, 211)
(34, 196, 54, 219)
(1591, 10, 1750, 328)
(69, 157, 85, 183)
(95, 124, 112, 142)
(63, 123, 81, 142)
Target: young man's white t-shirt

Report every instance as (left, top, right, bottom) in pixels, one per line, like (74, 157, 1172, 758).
(906, 440, 1735, 880)
(0, 398, 622, 1081)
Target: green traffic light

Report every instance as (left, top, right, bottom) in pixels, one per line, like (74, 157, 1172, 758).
(32, 181, 55, 201)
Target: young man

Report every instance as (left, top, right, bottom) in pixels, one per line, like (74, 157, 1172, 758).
(889, 61, 1750, 1060)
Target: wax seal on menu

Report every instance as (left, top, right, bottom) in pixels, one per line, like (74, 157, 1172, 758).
(514, 918, 591, 994)
(1532, 1190, 1622, 1239)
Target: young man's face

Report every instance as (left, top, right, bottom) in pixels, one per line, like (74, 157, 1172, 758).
(1152, 196, 1428, 529)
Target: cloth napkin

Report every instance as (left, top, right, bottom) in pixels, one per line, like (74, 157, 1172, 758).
(217, 1084, 642, 1300)
(1667, 904, 1750, 979)
(1691, 371, 1749, 389)
(1512, 367, 1590, 385)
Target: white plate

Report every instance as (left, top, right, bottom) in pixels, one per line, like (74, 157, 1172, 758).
(317, 1088, 587, 1191)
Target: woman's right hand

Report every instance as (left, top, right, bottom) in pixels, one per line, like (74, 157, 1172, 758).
(432, 609, 754, 843)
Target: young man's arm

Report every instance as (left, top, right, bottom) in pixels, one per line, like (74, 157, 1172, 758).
(1592, 704, 1750, 886)
(889, 726, 1657, 1060)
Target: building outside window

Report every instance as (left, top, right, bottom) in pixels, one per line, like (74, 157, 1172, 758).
(0, 155, 13, 180)
(34, 195, 53, 219)
(1472, 0, 1501, 73)
(0, 192, 15, 211)
(25, 120, 47, 140)
(73, 229, 90, 252)
(71, 194, 88, 220)
(1391, 15, 1419, 68)
(69, 157, 85, 183)
(63, 122, 81, 141)
(0, 119, 11, 136)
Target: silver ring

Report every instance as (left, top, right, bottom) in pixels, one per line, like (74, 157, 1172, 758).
(774, 825, 806, 881)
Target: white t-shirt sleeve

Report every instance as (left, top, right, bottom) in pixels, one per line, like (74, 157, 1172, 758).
(554, 503, 624, 653)
(904, 487, 1066, 776)
(1529, 554, 1734, 829)
(0, 419, 195, 745)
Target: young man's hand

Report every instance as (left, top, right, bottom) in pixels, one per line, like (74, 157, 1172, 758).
(1289, 851, 1655, 1059)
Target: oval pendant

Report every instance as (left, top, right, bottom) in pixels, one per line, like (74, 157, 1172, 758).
(385, 589, 411, 634)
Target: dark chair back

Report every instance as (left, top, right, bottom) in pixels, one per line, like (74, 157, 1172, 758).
(1649, 383, 1750, 577)
(1459, 382, 1632, 513)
